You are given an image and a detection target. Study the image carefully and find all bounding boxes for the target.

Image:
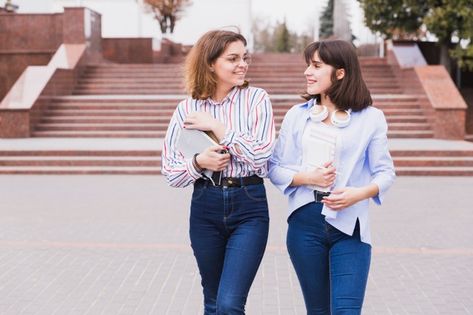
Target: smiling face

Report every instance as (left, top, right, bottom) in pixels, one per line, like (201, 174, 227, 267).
(211, 40, 249, 91)
(304, 50, 336, 97)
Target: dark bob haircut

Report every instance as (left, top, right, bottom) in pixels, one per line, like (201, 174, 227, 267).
(302, 40, 372, 112)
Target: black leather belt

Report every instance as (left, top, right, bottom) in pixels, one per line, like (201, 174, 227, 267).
(314, 190, 331, 203)
(196, 174, 263, 187)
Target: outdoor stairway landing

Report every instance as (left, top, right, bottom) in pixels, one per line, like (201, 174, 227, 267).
(2, 139, 473, 176)
(3, 54, 470, 175)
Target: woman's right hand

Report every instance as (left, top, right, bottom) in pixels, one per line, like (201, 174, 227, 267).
(195, 145, 231, 172)
(290, 161, 337, 187)
(304, 161, 337, 187)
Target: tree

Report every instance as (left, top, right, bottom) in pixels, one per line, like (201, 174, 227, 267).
(273, 20, 291, 52)
(423, 0, 473, 71)
(358, 0, 429, 40)
(359, 0, 473, 72)
(319, 0, 334, 39)
(253, 18, 311, 53)
(252, 18, 275, 52)
(139, 0, 192, 34)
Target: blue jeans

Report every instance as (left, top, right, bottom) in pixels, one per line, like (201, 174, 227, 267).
(287, 202, 371, 315)
(190, 180, 269, 315)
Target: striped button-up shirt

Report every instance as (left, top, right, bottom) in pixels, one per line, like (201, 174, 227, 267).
(162, 86, 275, 188)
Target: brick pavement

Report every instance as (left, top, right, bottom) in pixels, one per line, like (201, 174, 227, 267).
(0, 176, 472, 314)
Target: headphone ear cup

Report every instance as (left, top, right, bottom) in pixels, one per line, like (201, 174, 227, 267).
(310, 105, 328, 122)
(331, 109, 351, 128)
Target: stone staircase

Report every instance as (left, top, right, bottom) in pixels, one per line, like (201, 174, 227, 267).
(391, 147, 473, 176)
(32, 58, 433, 139)
(0, 150, 161, 175)
(2, 54, 473, 175)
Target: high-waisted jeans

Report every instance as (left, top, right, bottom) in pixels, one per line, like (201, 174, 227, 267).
(287, 202, 371, 315)
(190, 180, 269, 315)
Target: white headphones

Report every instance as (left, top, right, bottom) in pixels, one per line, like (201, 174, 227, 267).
(309, 105, 351, 128)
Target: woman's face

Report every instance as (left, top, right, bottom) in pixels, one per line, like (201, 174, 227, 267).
(212, 40, 249, 90)
(304, 50, 335, 96)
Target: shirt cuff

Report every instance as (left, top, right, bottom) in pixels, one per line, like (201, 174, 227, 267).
(220, 129, 236, 148)
(186, 158, 203, 180)
(371, 177, 388, 205)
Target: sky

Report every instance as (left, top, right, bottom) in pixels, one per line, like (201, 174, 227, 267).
(7, 0, 378, 47)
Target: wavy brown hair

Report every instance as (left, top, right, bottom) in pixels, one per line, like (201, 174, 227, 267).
(302, 40, 372, 112)
(184, 30, 249, 100)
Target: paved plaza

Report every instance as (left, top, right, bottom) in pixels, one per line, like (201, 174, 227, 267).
(0, 175, 472, 314)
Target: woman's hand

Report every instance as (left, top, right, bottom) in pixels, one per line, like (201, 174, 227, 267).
(307, 161, 337, 187)
(184, 112, 222, 132)
(291, 161, 336, 187)
(195, 145, 230, 172)
(184, 112, 226, 141)
(304, 161, 336, 187)
(322, 184, 379, 210)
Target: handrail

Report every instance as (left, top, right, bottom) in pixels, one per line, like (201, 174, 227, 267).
(0, 44, 86, 110)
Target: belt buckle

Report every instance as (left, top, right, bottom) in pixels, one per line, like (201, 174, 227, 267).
(223, 177, 236, 188)
(314, 190, 329, 203)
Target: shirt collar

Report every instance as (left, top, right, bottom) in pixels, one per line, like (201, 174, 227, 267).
(207, 86, 239, 106)
(298, 97, 316, 110)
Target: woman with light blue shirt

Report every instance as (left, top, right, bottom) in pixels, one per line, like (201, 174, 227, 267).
(268, 40, 395, 314)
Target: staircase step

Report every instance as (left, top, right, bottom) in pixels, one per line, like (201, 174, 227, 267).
(0, 166, 162, 175)
(47, 104, 178, 110)
(394, 157, 473, 167)
(72, 88, 404, 95)
(390, 150, 473, 157)
(32, 131, 165, 137)
(386, 123, 432, 131)
(42, 108, 424, 116)
(385, 116, 427, 123)
(395, 167, 473, 176)
(387, 131, 434, 138)
(0, 150, 160, 157)
(0, 156, 161, 167)
(34, 124, 167, 131)
(43, 110, 169, 116)
(39, 118, 171, 124)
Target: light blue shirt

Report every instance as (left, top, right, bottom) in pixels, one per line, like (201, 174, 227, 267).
(268, 99, 396, 244)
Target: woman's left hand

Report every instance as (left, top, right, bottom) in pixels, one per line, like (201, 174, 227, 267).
(184, 112, 223, 132)
(322, 187, 365, 211)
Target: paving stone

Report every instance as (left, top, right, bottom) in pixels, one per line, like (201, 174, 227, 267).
(0, 176, 472, 314)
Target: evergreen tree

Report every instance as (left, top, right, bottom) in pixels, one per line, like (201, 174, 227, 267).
(319, 0, 334, 39)
(274, 20, 291, 52)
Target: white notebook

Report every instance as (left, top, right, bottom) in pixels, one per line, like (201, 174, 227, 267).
(176, 129, 218, 178)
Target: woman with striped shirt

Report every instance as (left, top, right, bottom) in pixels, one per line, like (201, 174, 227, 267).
(161, 30, 275, 314)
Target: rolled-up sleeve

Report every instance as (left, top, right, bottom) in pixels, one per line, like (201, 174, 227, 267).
(367, 111, 396, 205)
(221, 90, 275, 170)
(268, 108, 301, 196)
